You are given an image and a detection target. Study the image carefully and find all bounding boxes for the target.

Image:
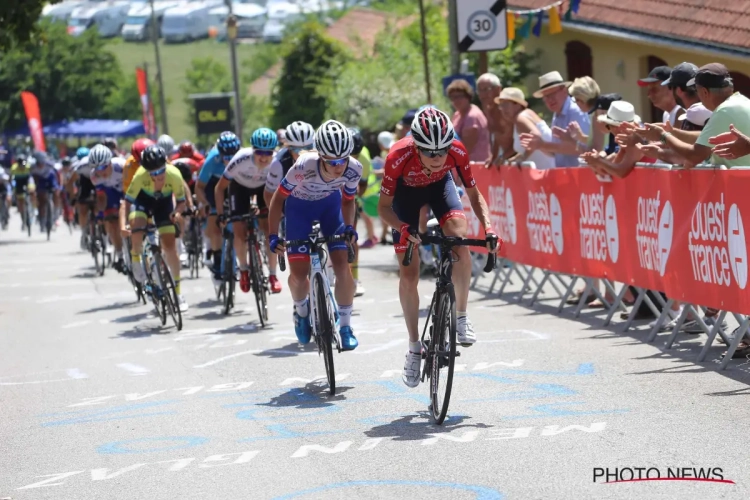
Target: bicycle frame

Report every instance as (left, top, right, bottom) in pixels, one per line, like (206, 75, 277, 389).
(309, 241, 342, 350)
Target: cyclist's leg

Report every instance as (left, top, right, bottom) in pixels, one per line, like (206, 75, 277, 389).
(129, 209, 148, 282)
(229, 181, 251, 292)
(37, 190, 48, 224)
(104, 188, 124, 266)
(155, 199, 182, 298)
(254, 186, 276, 274)
(204, 177, 223, 272)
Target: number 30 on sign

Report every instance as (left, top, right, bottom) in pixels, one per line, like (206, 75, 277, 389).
(456, 0, 509, 52)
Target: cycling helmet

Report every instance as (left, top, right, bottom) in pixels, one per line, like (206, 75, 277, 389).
(285, 121, 315, 147)
(216, 131, 241, 156)
(131, 138, 155, 164)
(62, 157, 72, 167)
(251, 127, 278, 150)
(103, 137, 118, 151)
(314, 120, 353, 158)
(89, 144, 113, 167)
(157, 134, 175, 154)
(348, 127, 364, 156)
(178, 141, 195, 157)
(141, 145, 167, 171)
(410, 107, 454, 150)
(16, 154, 27, 165)
(76, 147, 90, 160)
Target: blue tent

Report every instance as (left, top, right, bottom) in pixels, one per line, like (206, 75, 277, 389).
(3, 119, 145, 138)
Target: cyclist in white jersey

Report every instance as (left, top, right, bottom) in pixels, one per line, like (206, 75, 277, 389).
(89, 144, 127, 272)
(268, 120, 362, 350)
(215, 127, 278, 294)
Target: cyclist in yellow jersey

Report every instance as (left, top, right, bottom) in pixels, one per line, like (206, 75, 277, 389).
(120, 145, 188, 311)
(10, 156, 35, 229)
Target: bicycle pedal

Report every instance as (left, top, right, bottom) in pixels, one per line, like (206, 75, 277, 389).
(458, 343, 472, 349)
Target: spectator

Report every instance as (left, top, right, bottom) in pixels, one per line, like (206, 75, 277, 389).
(553, 76, 603, 153)
(637, 66, 685, 126)
(494, 88, 555, 170)
(710, 124, 750, 159)
(446, 79, 492, 162)
(477, 73, 514, 165)
(395, 109, 416, 140)
(519, 71, 591, 167)
(642, 63, 750, 168)
(662, 62, 712, 131)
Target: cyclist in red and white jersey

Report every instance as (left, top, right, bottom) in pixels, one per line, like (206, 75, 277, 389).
(377, 106, 500, 388)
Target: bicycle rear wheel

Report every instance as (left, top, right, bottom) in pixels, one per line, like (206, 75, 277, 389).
(430, 291, 457, 425)
(45, 196, 53, 240)
(148, 254, 167, 326)
(314, 274, 336, 395)
(25, 202, 32, 237)
(157, 254, 183, 331)
(250, 241, 268, 327)
(95, 231, 106, 276)
(222, 245, 235, 315)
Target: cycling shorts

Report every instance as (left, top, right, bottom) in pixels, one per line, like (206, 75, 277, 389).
(229, 182, 267, 218)
(13, 177, 29, 196)
(77, 176, 94, 202)
(97, 186, 123, 217)
(34, 174, 59, 193)
(204, 177, 227, 214)
(285, 192, 346, 261)
(390, 173, 465, 254)
(130, 192, 176, 235)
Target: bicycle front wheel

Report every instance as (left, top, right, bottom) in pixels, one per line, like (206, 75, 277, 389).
(45, 197, 53, 241)
(430, 290, 457, 425)
(314, 274, 336, 395)
(222, 246, 235, 315)
(250, 242, 268, 327)
(158, 254, 183, 331)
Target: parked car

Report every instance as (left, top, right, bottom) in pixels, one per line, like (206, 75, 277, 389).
(122, 1, 182, 41)
(162, 1, 223, 43)
(67, 1, 131, 38)
(210, 2, 267, 40)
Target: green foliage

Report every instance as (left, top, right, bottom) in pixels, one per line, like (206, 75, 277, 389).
(102, 72, 141, 120)
(241, 95, 274, 140)
(270, 22, 349, 130)
(0, 19, 126, 132)
(369, 0, 420, 16)
(241, 43, 281, 85)
(0, 0, 60, 51)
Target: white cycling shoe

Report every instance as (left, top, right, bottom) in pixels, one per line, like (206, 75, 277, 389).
(457, 316, 477, 345)
(178, 295, 189, 312)
(402, 350, 422, 388)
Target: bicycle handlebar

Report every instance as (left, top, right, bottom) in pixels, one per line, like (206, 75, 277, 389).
(278, 233, 355, 272)
(403, 234, 498, 273)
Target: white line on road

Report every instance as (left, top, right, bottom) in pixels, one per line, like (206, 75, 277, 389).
(116, 363, 150, 376)
(65, 368, 89, 379)
(193, 350, 261, 368)
(0, 368, 89, 386)
(354, 339, 404, 355)
(62, 321, 92, 329)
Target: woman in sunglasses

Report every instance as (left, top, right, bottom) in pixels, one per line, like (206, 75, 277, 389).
(377, 106, 500, 389)
(215, 127, 278, 295)
(264, 121, 316, 293)
(267, 120, 362, 351)
(121, 145, 188, 312)
(89, 144, 127, 273)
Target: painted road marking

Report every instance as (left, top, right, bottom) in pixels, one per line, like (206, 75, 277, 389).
(0, 368, 89, 386)
(354, 339, 404, 355)
(116, 363, 150, 376)
(65, 369, 89, 380)
(61, 321, 92, 329)
(193, 350, 261, 368)
(67, 382, 256, 407)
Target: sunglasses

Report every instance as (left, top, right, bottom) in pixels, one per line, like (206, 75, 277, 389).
(254, 149, 274, 157)
(323, 157, 348, 167)
(418, 146, 450, 158)
(94, 164, 109, 171)
(149, 166, 166, 177)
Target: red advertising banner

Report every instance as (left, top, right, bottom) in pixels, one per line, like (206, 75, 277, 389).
(20, 91, 46, 152)
(136, 67, 156, 137)
(464, 164, 750, 316)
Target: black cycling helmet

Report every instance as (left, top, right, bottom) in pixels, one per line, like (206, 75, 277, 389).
(16, 154, 27, 165)
(141, 145, 168, 171)
(348, 127, 364, 156)
(103, 137, 118, 151)
(62, 157, 72, 166)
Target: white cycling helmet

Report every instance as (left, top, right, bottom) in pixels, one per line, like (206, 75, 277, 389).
(410, 107, 454, 150)
(314, 120, 353, 158)
(285, 121, 315, 148)
(157, 134, 175, 154)
(89, 144, 113, 167)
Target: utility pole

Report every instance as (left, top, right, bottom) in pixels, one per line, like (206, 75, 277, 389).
(225, 0, 243, 139)
(447, 0, 460, 75)
(417, 0, 432, 103)
(149, 0, 168, 135)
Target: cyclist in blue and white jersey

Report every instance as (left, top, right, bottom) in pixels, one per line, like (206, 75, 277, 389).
(69, 147, 92, 249)
(215, 127, 278, 294)
(89, 144, 127, 272)
(264, 121, 316, 202)
(267, 120, 362, 350)
(195, 131, 242, 279)
(30, 153, 61, 232)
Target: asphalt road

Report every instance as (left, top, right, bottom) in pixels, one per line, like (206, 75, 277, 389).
(2, 219, 750, 500)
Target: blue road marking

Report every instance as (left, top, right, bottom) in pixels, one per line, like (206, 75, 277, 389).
(501, 363, 595, 376)
(97, 436, 209, 454)
(39, 400, 179, 427)
(501, 401, 630, 420)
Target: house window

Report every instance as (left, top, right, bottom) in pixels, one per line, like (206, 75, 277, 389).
(565, 41, 593, 80)
(730, 71, 750, 98)
(645, 55, 668, 123)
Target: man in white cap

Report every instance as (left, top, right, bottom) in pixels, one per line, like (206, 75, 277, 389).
(519, 71, 590, 167)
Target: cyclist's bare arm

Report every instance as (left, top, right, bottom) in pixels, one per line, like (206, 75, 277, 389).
(342, 196, 356, 227)
(195, 180, 208, 208)
(120, 200, 132, 237)
(464, 186, 492, 233)
(214, 176, 230, 217)
(268, 189, 290, 239)
(182, 181, 194, 210)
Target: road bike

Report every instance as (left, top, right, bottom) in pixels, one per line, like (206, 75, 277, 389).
(185, 202, 204, 279)
(279, 222, 354, 395)
(403, 224, 497, 424)
(38, 192, 54, 241)
(85, 200, 108, 276)
(0, 194, 9, 230)
(217, 222, 237, 315)
(123, 236, 147, 305)
(133, 225, 183, 331)
(228, 210, 269, 327)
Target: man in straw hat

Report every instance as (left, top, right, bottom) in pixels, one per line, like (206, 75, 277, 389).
(519, 71, 590, 167)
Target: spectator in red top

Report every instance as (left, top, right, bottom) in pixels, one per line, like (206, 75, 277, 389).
(447, 79, 492, 163)
(172, 141, 205, 166)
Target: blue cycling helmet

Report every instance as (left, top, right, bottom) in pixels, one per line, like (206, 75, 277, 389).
(76, 147, 90, 160)
(251, 127, 278, 150)
(216, 131, 241, 156)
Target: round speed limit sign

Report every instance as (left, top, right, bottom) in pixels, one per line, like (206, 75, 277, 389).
(466, 10, 497, 42)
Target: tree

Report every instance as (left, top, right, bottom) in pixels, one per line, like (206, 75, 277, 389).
(0, 0, 61, 51)
(181, 57, 232, 144)
(270, 22, 349, 130)
(0, 19, 126, 132)
(102, 73, 142, 120)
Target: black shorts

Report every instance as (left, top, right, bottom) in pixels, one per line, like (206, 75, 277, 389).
(205, 176, 226, 211)
(390, 173, 465, 253)
(13, 177, 29, 196)
(77, 176, 94, 202)
(131, 192, 176, 234)
(229, 182, 267, 218)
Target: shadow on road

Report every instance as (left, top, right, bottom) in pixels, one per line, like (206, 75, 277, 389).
(260, 381, 352, 409)
(364, 412, 491, 442)
(81, 301, 140, 314)
(254, 342, 317, 358)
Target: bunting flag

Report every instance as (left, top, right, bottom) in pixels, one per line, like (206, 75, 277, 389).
(508, 0, 581, 39)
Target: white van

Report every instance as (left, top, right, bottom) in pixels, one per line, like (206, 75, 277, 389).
(209, 2, 267, 40)
(122, 1, 182, 41)
(262, 1, 305, 43)
(162, 1, 223, 43)
(67, 1, 131, 38)
(42, 1, 86, 23)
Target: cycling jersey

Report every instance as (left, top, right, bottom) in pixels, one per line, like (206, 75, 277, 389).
(91, 157, 126, 192)
(279, 153, 362, 202)
(223, 147, 270, 189)
(197, 147, 225, 184)
(379, 137, 475, 196)
(264, 148, 295, 193)
(122, 155, 140, 193)
(172, 151, 205, 166)
(125, 165, 186, 204)
(172, 158, 201, 185)
(73, 157, 92, 179)
(31, 164, 60, 193)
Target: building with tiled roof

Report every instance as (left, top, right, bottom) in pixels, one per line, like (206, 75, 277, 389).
(509, 0, 750, 121)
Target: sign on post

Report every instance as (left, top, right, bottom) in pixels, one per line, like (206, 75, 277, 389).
(193, 95, 232, 136)
(456, 0, 508, 52)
